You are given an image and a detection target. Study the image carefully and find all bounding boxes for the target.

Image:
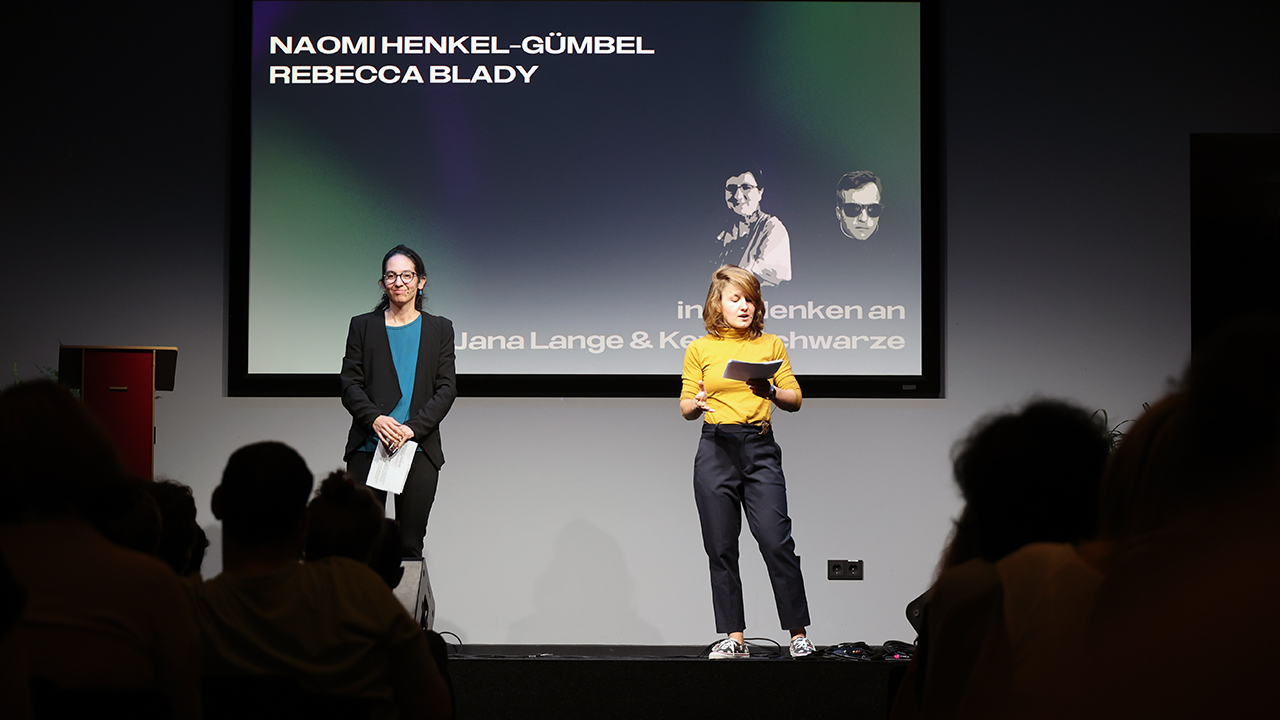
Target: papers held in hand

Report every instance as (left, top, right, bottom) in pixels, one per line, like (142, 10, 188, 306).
(723, 359, 783, 382)
(366, 440, 418, 495)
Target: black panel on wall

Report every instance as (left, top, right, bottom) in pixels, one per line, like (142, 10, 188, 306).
(1190, 135, 1280, 348)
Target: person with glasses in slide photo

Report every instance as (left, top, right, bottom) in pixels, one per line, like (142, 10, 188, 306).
(714, 167, 792, 288)
(340, 245, 457, 559)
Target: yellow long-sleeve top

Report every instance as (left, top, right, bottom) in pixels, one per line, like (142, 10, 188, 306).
(680, 328, 802, 424)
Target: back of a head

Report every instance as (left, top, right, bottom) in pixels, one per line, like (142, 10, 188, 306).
(0, 379, 124, 522)
(147, 479, 201, 574)
(306, 470, 383, 564)
(1096, 393, 1193, 541)
(215, 441, 313, 546)
(952, 399, 1111, 563)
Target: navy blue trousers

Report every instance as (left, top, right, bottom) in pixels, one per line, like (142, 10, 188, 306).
(348, 450, 439, 558)
(694, 423, 810, 633)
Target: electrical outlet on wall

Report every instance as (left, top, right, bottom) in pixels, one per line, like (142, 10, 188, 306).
(827, 559, 864, 580)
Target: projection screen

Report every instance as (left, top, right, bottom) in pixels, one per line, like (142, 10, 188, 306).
(230, 0, 941, 397)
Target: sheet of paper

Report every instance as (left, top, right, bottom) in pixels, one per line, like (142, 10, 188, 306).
(366, 439, 418, 495)
(723, 359, 783, 381)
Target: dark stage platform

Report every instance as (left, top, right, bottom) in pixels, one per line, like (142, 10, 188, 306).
(446, 645, 906, 719)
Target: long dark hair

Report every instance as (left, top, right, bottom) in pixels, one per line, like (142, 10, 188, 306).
(373, 244, 427, 312)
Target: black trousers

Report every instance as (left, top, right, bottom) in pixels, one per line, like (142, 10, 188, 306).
(348, 450, 439, 558)
(693, 423, 810, 634)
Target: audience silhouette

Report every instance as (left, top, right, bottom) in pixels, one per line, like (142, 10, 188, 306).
(185, 441, 452, 720)
(1065, 316, 1280, 718)
(893, 399, 1112, 719)
(0, 380, 201, 719)
(306, 470, 408, 590)
(894, 316, 1280, 719)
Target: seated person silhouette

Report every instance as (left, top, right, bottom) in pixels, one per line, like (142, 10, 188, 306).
(892, 399, 1111, 720)
(185, 441, 451, 720)
(0, 380, 201, 720)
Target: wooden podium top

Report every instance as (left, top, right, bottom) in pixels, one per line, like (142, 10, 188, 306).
(58, 346, 178, 392)
(59, 345, 179, 351)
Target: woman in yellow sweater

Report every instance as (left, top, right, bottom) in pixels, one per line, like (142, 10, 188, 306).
(680, 265, 814, 659)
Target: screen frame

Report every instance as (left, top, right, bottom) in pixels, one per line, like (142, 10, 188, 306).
(227, 0, 944, 399)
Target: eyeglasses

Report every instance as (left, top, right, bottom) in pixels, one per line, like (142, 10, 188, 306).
(383, 271, 419, 285)
(841, 202, 884, 218)
(725, 183, 759, 195)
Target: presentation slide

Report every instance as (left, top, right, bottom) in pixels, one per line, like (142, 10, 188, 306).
(241, 1, 933, 392)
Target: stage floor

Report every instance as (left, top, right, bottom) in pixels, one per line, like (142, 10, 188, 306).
(447, 645, 906, 719)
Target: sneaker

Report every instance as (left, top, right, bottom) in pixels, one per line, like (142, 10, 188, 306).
(708, 638, 749, 659)
(789, 636, 816, 658)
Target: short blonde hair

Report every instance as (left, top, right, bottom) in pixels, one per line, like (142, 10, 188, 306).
(704, 265, 765, 339)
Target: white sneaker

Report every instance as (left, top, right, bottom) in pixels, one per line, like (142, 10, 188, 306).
(708, 637, 749, 659)
(789, 636, 816, 658)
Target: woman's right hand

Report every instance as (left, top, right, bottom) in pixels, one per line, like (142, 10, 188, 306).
(680, 380, 715, 420)
(694, 381, 712, 413)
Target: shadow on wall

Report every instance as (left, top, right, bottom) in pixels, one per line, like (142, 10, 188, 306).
(507, 518, 663, 644)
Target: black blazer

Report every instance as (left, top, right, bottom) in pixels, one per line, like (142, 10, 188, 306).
(340, 311, 457, 468)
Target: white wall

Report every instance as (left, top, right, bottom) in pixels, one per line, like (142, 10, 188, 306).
(8, 1, 1276, 646)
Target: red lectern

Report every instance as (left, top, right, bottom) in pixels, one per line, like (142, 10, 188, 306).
(59, 346, 178, 480)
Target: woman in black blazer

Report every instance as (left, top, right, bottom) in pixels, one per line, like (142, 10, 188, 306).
(340, 245, 457, 557)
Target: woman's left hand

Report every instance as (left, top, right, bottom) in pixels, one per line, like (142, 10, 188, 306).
(746, 378, 775, 400)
